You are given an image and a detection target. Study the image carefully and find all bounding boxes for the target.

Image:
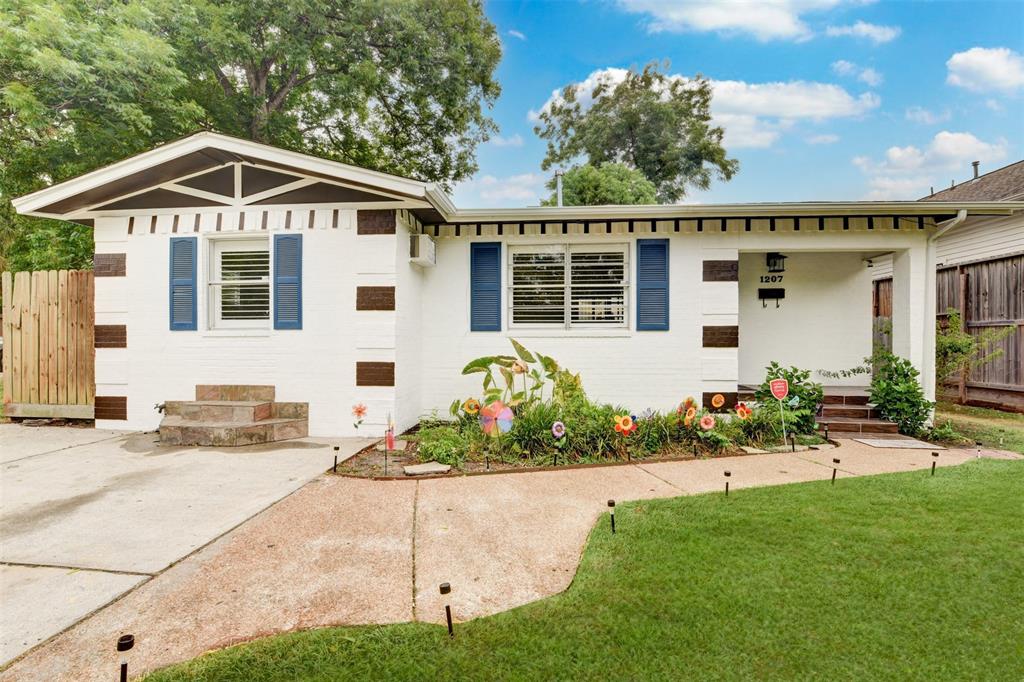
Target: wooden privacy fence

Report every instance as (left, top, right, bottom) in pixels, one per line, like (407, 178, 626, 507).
(2, 270, 95, 418)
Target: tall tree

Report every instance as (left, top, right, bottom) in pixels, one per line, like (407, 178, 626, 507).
(0, 0, 202, 271)
(160, 0, 502, 187)
(535, 62, 738, 203)
(541, 163, 657, 206)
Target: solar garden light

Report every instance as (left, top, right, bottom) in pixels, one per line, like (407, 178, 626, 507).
(790, 433, 797, 452)
(975, 441, 982, 459)
(439, 583, 454, 638)
(333, 446, 339, 473)
(931, 451, 939, 476)
(116, 634, 134, 682)
(831, 458, 840, 485)
(724, 470, 731, 496)
(608, 499, 616, 534)
(485, 454, 490, 471)
(824, 424, 830, 442)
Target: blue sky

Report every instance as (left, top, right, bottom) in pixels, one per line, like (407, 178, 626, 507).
(452, 0, 1024, 207)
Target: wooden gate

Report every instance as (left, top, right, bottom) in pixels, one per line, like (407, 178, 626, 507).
(1, 270, 95, 418)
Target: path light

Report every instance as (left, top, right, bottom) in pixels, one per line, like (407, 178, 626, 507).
(116, 634, 134, 682)
(831, 458, 840, 485)
(790, 433, 797, 452)
(439, 583, 454, 638)
(485, 454, 490, 471)
(384, 448, 388, 477)
(333, 445, 339, 473)
(608, 499, 616, 534)
(824, 424, 830, 442)
(975, 441, 982, 459)
(931, 451, 939, 476)
(724, 470, 731, 496)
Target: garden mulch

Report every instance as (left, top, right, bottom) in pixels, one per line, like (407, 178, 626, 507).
(3, 441, 1020, 682)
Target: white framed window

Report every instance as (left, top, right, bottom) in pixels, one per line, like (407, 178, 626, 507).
(208, 238, 270, 329)
(508, 243, 629, 329)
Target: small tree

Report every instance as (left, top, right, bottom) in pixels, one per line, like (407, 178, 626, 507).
(541, 163, 657, 206)
(936, 309, 1013, 383)
(534, 62, 738, 203)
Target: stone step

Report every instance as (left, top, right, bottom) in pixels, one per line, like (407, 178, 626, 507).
(817, 416, 899, 434)
(159, 416, 308, 447)
(821, 405, 880, 419)
(195, 384, 276, 402)
(165, 400, 273, 423)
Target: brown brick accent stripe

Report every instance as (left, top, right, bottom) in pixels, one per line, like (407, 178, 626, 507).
(357, 209, 396, 235)
(356, 286, 396, 311)
(94, 253, 126, 277)
(356, 361, 395, 386)
(703, 391, 739, 414)
(94, 325, 127, 348)
(702, 325, 739, 348)
(95, 396, 127, 420)
(702, 260, 738, 282)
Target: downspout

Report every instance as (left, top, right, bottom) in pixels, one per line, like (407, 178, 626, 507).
(929, 208, 967, 242)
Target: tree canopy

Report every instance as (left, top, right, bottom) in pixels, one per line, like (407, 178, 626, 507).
(541, 163, 657, 206)
(534, 62, 738, 203)
(0, 0, 502, 272)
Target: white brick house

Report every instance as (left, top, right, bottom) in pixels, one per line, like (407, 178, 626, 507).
(13, 133, 1024, 436)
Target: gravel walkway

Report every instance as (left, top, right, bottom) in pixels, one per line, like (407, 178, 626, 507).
(2, 441, 1018, 681)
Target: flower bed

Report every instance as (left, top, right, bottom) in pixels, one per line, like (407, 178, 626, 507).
(334, 342, 828, 478)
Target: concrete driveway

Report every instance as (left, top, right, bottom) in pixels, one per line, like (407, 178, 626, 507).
(0, 424, 370, 667)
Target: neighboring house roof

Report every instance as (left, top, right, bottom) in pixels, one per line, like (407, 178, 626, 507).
(921, 160, 1024, 202)
(14, 132, 1024, 226)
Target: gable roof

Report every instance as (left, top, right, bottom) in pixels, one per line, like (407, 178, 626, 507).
(921, 160, 1024, 202)
(12, 132, 441, 222)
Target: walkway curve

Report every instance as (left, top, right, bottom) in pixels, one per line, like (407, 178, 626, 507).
(1, 442, 1018, 681)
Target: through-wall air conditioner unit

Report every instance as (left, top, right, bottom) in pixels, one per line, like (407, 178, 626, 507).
(409, 233, 436, 267)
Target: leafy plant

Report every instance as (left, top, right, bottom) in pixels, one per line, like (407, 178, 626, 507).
(416, 424, 474, 467)
(936, 309, 1013, 383)
(870, 353, 934, 437)
(459, 339, 563, 408)
(754, 362, 823, 434)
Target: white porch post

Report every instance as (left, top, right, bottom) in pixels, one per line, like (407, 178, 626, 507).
(890, 238, 936, 404)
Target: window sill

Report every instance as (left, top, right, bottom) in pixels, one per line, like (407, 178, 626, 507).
(201, 329, 272, 338)
(498, 329, 633, 339)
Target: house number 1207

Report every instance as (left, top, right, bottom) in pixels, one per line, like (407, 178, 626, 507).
(760, 275, 784, 283)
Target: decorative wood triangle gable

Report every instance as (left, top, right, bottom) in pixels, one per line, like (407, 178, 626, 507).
(176, 166, 235, 197)
(249, 182, 394, 205)
(97, 187, 229, 210)
(241, 165, 303, 197)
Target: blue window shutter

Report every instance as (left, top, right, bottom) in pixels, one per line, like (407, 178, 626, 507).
(470, 242, 501, 331)
(274, 234, 302, 330)
(169, 237, 197, 331)
(636, 239, 669, 331)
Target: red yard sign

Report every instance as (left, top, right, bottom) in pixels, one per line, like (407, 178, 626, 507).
(770, 378, 789, 401)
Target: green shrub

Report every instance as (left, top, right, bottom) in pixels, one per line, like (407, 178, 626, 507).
(733, 404, 785, 447)
(870, 353, 934, 436)
(417, 424, 474, 466)
(754, 362, 823, 434)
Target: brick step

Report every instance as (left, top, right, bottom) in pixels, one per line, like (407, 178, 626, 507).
(823, 394, 871, 406)
(817, 416, 899, 434)
(165, 400, 273, 423)
(159, 416, 308, 447)
(195, 384, 276, 402)
(821, 405, 881, 419)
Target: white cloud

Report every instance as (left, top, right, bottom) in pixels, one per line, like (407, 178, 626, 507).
(615, 0, 856, 42)
(946, 47, 1024, 93)
(854, 130, 1008, 199)
(825, 21, 901, 44)
(831, 60, 883, 86)
(807, 133, 840, 144)
(453, 172, 546, 207)
(530, 67, 880, 150)
(490, 133, 524, 148)
(985, 98, 1004, 112)
(507, 29, 527, 41)
(904, 106, 951, 125)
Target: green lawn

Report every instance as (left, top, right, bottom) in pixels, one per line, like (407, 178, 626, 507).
(934, 401, 1024, 455)
(147, 460, 1024, 681)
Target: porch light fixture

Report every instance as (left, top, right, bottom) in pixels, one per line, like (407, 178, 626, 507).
(766, 252, 787, 273)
